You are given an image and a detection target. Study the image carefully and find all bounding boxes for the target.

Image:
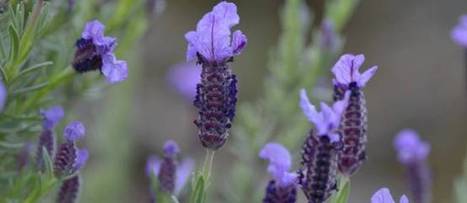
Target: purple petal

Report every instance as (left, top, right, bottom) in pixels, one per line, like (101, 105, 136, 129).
(394, 129, 430, 164)
(259, 143, 296, 186)
(146, 155, 161, 177)
(81, 20, 105, 41)
(64, 121, 86, 142)
(101, 54, 128, 84)
(185, 1, 246, 63)
(232, 30, 247, 55)
(332, 54, 377, 88)
(166, 62, 201, 101)
(0, 80, 6, 112)
(399, 195, 409, 203)
(73, 148, 89, 171)
(371, 188, 395, 203)
(358, 66, 378, 87)
(299, 89, 320, 124)
(40, 106, 64, 129)
(175, 158, 195, 194)
(451, 15, 467, 47)
(163, 140, 180, 157)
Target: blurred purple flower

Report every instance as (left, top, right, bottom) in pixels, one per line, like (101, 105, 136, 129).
(73, 149, 89, 171)
(64, 121, 85, 142)
(451, 15, 467, 47)
(320, 19, 340, 53)
(259, 143, 297, 203)
(299, 88, 349, 142)
(394, 129, 431, 203)
(0, 80, 6, 112)
(371, 188, 409, 203)
(166, 62, 201, 101)
(73, 20, 128, 84)
(57, 175, 80, 203)
(40, 106, 64, 130)
(332, 54, 378, 88)
(185, 1, 247, 64)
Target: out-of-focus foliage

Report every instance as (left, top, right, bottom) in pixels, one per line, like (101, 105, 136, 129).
(455, 155, 467, 203)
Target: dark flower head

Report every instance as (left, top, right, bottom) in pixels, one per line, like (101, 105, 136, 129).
(299, 89, 349, 142)
(57, 175, 81, 203)
(332, 54, 378, 88)
(64, 121, 85, 142)
(185, 1, 247, 64)
(73, 20, 128, 84)
(40, 106, 64, 130)
(451, 15, 467, 47)
(371, 187, 409, 203)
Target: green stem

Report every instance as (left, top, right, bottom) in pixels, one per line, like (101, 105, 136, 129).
(202, 149, 215, 183)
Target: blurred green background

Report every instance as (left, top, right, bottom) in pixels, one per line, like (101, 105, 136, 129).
(75, 0, 467, 202)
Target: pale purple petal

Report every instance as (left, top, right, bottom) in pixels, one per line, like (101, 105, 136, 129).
(40, 106, 64, 129)
(163, 140, 180, 157)
(64, 121, 85, 142)
(371, 188, 396, 203)
(0, 81, 6, 112)
(73, 148, 89, 171)
(399, 195, 409, 203)
(299, 89, 320, 124)
(146, 155, 161, 177)
(332, 54, 376, 88)
(167, 62, 201, 100)
(394, 129, 430, 164)
(81, 20, 104, 41)
(451, 15, 467, 47)
(259, 143, 296, 186)
(101, 54, 128, 84)
(358, 66, 378, 87)
(184, 31, 198, 61)
(232, 30, 247, 55)
(175, 158, 195, 195)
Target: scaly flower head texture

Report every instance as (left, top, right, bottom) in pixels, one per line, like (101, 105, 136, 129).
(259, 143, 297, 187)
(371, 188, 409, 203)
(332, 54, 378, 88)
(167, 62, 201, 101)
(40, 106, 64, 130)
(451, 15, 467, 47)
(73, 20, 128, 84)
(300, 89, 349, 142)
(394, 129, 430, 164)
(185, 1, 247, 64)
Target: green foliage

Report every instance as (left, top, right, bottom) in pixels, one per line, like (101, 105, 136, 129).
(455, 156, 467, 203)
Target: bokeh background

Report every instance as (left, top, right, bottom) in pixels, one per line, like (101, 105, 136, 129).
(76, 0, 467, 202)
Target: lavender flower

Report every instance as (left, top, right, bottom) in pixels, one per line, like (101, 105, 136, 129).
(167, 62, 201, 101)
(146, 140, 194, 195)
(371, 188, 409, 203)
(259, 143, 297, 203)
(394, 129, 431, 203)
(36, 106, 64, 170)
(185, 1, 247, 150)
(54, 121, 88, 177)
(0, 80, 6, 112)
(451, 15, 467, 47)
(298, 89, 349, 203)
(57, 175, 81, 203)
(331, 54, 378, 176)
(73, 20, 128, 84)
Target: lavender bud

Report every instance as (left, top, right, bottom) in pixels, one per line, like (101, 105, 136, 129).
(331, 54, 378, 176)
(57, 175, 81, 203)
(36, 129, 55, 171)
(263, 180, 297, 203)
(158, 141, 179, 193)
(185, 2, 247, 150)
(54, 122, 87, 177)
(394, 129, 431, 203)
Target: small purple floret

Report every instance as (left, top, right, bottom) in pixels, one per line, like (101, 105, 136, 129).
(394, 129, 430, 164)
(163, 140, 180, 157)
(259, 143, 297, 187)
(73, 148, 89, 171)
(40, 106, 64, 130)
(451, 15, 467, 47)
(64, 121, 85, 142)
(331, 54, 378, 88)
(371, 188, 409, 203)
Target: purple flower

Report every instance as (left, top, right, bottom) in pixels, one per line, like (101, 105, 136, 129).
(394, 129, 432, 203)
(299, 88, 349, 142)
(166, 62, 201, 101)
(185, 1, 247, 64)
(40, 106, 64, 130)
(259, 143, 297, 203)
(57, 175, 81, 203)
(73, 149, 89, 171)
(371, 188, 409, 203)
(64, 121, 85, 142)
(73, 20, 128, 84)
(394, 129, 430, 164)
(0, 80, 6, 112)
(146, 140, 194, 195)
(451, 15, 467, 47)
(332, 54, 378, 88)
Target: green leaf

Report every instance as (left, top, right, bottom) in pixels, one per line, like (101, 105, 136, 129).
(42, 146, 54, 178)
(190, 174, 206, 203)
(329, 178, 351, 203)
(7, 24, 19, 63)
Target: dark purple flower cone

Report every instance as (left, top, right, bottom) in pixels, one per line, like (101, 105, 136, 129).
(158, 156, 177, 193)
(263, 180, 297, 203)
(36, 129, 55, 171)
(72, 38, 102, 73)
(334, 82, 367, 176)
(299, 130, 339, 203)
(57, 175, 80, 203)
(407, 162, 432, 203)
(193, 56, 238, 150)
(54, 142, 77, 177)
